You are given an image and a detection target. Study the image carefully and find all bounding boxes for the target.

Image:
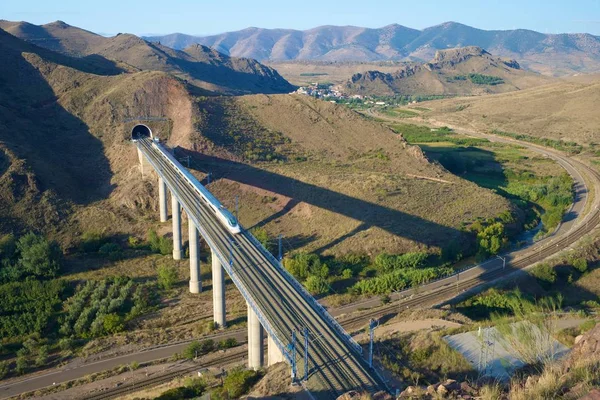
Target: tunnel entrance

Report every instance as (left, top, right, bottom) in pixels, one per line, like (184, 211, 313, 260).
(131, 124, 153, 141)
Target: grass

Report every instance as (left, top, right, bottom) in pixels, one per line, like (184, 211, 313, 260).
(391, 123, 574, 236)
(382, 108, 419, 118)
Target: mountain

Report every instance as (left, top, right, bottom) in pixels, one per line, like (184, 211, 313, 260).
(0, 20, 294, 95)
(341, 46, 551, 96)
(0, 27, 511, 256)
(144, 22, 600, 76)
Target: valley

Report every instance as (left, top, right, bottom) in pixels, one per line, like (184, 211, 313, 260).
(1, 7, 600, 400)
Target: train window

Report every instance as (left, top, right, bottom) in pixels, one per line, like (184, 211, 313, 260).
(228, 215, 237, 227)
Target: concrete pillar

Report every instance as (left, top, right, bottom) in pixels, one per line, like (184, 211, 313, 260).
(268, 334, 286, 366)
(172, 194, 182, 260)
(158, 177, 168, 222)
(211, 250, 226, 328)
(247, 303, 264, 370)
(188, 222, 201, 293)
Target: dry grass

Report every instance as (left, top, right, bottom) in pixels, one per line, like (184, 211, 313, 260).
(416, 78, 600, 146)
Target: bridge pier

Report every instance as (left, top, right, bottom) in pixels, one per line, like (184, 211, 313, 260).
(268, 334, 286, 366)
(188, 222, 201, 293)
(211, 250, 226, 328)
(158, 177, 168, 222)
(171, 194, 182, 260)
(247, 303, 264, 370)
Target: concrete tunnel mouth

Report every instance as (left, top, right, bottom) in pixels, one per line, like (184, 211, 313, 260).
(131, 124, 153, 140)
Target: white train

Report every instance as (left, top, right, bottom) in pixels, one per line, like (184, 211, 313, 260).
(149, 136, 241, 234)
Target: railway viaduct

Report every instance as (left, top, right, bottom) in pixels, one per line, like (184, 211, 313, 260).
(131, 124, 386, 399)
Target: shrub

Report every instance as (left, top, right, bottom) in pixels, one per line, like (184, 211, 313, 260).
(0, 361, 9, 379)
(98, 243, 122, 261)
(35, 345, 49, 367)
(157, 265, 178, 290)
(17, 233, 62, 278)
(103, 313, 124, 334)
(250, 227, 272, 252)
(79, 231, 107, 253)
(148, 230, 173, 255)
(218, 338, 238, 349)
(183, 339, 215, 359)
(531, 263, 557, 285)
(223, 367, 261, 398)
(304, 275, 329, 295)
(571, 258, 588, 273)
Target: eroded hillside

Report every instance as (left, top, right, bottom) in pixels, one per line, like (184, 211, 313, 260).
(0, 27, 512, 257)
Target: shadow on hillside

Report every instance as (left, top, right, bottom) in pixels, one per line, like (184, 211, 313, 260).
(177, 148, 466, 252)
(1, 48, 114, 205)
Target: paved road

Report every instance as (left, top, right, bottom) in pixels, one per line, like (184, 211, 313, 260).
(2, 121, 598, 399)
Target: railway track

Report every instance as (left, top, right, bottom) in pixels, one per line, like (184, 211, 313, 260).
(84, 350, 245, 400)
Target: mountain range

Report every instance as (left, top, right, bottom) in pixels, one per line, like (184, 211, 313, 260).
(144, 22, 600, 76)
(0, 20, 294, 95)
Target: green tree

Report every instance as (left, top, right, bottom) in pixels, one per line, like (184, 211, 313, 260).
(35, 345, 49, 367)
(183, 340, 215, 359)
(571, 258, 588, 273)
(15, 356, 28, 375)
(304, 275, 329, 295)
(531, 263, 557, 285)
(477, 222, 506, 256)
(157, 265, 178, 290)
(17, 233, 62, 278)
(103, 313, 124, 334)
(251, 227, 272, 252)
(0, 361, 9, 379)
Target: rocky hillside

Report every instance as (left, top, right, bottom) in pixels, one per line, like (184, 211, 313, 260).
(0, 20, 294, 95)
(0, 28, 512, 256)
(144, 22, 600, 76)
(341, 46, 550, 96)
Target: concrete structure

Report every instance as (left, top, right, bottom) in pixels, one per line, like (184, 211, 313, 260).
(268, 334, 286, 366)
(158, 177, 168, 222)
(247, 303, 264, 370)
(211, 250, 226, 328)
(188, 222, 201, 293)
(171, 193, 182, 260)
(134, 130, 384, 395)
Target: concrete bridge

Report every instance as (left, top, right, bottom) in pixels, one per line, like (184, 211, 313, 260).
(131, 125, 386, 399)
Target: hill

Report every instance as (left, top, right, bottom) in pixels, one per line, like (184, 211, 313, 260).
(415, 77, 600, 146)
(0, 27, 511, 256)
(144, 22, 600, 76)
(341, 46, 550, 96)
(0, 20, 294, 95)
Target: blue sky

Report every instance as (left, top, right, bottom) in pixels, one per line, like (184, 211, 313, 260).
(1, 0, 599, 36)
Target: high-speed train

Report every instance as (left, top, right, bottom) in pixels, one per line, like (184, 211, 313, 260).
(149, 137, 241, 234)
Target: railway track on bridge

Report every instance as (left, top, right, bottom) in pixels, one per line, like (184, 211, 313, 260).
(137, 138, 385, 398)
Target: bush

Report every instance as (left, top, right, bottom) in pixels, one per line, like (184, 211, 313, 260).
(148, 230, 173, 255)
(98, 243, 123, 261)
(35, 345, 49, 367)
(17, 233, 62, 278)
(183, 340, 215, 359)
(0, 361, 9, 379)
(571, 258, 588, 273)
(304, 275, 329, 295)
(103, 313, 124, 334)
(79, 231, 108, 253)
(155, 387, 195, 400)
(218, 338, 238, 349)
(223, 367, 261, 398)
(531, 263, 557, 285)
(157, 265, 178, 290)
(251, 227, 273, 252)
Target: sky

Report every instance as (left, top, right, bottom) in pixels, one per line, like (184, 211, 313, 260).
(1, 0, 600, 36)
